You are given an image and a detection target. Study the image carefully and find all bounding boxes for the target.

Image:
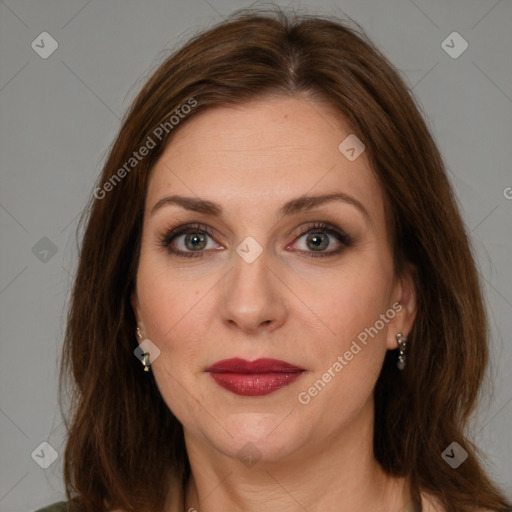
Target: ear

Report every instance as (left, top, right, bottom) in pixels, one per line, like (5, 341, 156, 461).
(130, 289, 145, 335)
(385, 263, 418, 350)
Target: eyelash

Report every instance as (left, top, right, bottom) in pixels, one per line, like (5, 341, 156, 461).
(159, 221, 353, 259)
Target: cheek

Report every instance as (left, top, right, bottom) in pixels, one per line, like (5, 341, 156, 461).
(135, 255, 203, 359)
(303, 261, 392, 350)
(137, 242, 204, 329)
(135, 250, 235, 409)
(135, 260, 211, 422)
(294, 264, 393, 418)
(297, 292, 391, 427)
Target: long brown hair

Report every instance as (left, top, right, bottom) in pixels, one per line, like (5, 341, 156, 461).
(59, 7, 511, 512)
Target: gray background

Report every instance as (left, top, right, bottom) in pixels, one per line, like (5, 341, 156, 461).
(0, 0, 511, 510)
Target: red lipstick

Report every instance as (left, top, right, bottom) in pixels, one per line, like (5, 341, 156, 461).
(206, 358, 304, 396)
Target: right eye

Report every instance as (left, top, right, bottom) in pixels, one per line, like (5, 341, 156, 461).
(160, 223, 221, 258)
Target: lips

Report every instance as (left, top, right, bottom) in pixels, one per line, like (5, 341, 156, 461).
(206, 358, 304, 396)
(206, 358, 303, 374)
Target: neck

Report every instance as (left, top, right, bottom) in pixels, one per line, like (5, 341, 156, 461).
(179, 400, 409, 512)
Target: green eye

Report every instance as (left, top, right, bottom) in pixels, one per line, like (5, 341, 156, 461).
(160, 221, 353, 259)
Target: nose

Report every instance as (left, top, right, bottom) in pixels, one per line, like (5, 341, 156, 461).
(220, 246, 288, 335)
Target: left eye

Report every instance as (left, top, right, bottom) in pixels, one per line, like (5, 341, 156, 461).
(291, 224, 352, 258)
(296, 231, 336, 251)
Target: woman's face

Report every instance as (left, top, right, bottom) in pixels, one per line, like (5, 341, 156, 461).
(132, 95, 416, 465)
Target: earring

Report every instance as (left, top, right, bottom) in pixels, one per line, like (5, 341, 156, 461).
(396, 333, 407, 370)
(141, 352, 151, 372)
(136, 327, 151, 372)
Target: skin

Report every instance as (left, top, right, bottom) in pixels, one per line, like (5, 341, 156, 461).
(130, 94, 420, 512)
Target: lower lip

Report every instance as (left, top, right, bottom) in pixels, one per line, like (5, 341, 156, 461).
(209, 372, 304, 396)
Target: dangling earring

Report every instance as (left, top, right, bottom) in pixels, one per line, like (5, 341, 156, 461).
(396, 333, 407, 370)
(141, 352, 151, 372)
(136, 327, 151, 372)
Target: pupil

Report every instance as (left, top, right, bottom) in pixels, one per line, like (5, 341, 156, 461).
(308, 232, 328, 251)
(186, 233, 206, 250)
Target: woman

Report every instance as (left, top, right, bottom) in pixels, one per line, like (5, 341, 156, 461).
(35, 7, 511, 512)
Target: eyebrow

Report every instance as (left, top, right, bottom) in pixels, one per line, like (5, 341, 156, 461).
(150, 192, 370, 222)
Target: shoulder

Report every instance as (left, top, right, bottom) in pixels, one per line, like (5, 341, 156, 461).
(32, 497, 178, 512)
(34, 501, 122, 512)
(420, 492, 505, 512)
(33, 500, 93, 512)
(33, 501, 129, 512)
(418, 492, 443, 512)
(34, 502, 68, 512)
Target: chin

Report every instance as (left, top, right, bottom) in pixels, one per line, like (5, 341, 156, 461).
(199, 412, 311, 465)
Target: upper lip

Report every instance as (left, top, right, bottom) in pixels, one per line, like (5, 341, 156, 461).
(206, 358, 304, 374)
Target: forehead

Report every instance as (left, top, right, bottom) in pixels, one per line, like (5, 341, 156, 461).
(146, 95, 384, 226)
